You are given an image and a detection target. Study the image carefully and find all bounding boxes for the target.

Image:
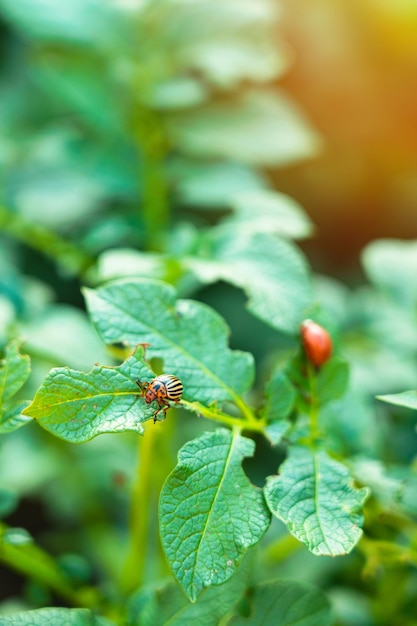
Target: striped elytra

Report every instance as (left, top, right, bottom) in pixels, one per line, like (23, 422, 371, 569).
(136, 374, 183, 423)
(154, 374, 183, 401)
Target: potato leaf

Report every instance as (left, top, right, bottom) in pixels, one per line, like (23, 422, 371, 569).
(166, 89, 320, 167)
(159, 428, 271, 601)
(362, 239, 417, 309)
(227, 579, 332, 626)
(83, 279, 254, 410)
(0, 340, 30, 405)
(0, 340, 31, 433)
(227, 189, 314, 240)
(377, 390, 417, 410)
(22, 347, 156, 442)
(264, 447, 369, 556)
(128, 553, 252, 626)
(189, 230, 313, 334)
(0, 607, 114, 626)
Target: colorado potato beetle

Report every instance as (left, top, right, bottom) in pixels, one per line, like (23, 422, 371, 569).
(136, 374, 183, 423)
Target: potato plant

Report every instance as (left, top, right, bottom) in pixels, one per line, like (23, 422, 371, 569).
(1, 1, 417, 625)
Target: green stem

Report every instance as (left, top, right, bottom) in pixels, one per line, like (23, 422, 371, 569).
(142, 151, 169, 252)
(181, 400, 265, 433)
(306, 362, 320, 442)
(120, 425, 157, 593)
(0, 523, 99, 608)
(0, 206, 94, 276)
(131, 109, 169, 252)
(233, 394, 259, 424)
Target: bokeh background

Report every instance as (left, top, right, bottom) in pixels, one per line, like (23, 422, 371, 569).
(277, 0, 417, 278)
(2, 0, 417, 283)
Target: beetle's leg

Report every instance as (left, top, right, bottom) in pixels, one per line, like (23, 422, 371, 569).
(153, 399, 170, 424)
(152, 407, 161, 424)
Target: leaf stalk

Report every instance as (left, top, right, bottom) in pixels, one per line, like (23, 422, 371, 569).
(120, 424, 157, 593)
(181, 400, 265, 433)
(306, 361, 320, 442)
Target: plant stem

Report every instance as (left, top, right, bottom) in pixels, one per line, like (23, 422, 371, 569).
(120, 425, 157, 593)
(131, 109, 169, 252)
(0, 523, 99, 608)
(233, 393, 259, 424)
(181, 400, 265, 433)
(306, 362, 320, 442)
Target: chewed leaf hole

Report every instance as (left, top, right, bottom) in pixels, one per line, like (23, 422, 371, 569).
(242, 433, 286, 488)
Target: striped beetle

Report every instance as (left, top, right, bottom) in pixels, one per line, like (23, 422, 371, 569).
(136, 374, 183, 423)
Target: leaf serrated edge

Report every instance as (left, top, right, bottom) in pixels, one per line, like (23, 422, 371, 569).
(264, 450, 370, 556)
(83, 281, 256, 421)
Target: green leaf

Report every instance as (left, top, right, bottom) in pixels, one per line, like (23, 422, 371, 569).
(262, 370, 295, 445)
(83, 279, 254, 410)
(95, 249, 167, 283)
(320, 392, 381, 457)
(189, 231, 312, 334)
(167, 554, 251, 625)
(0, 340, 30, 406)
(0, 341, 31, 434)
(166, 89, 321, 167)
(0, 400, 32, 434)
(377, 390, 417, 410)
(141, 77, 208, 111)
(95, 228, 313, 335)
(361, 239, 417, 308)
(227, 579, 332, 626)
(173, 161, 268, 208)
(231, 233, 310, 334)
(181, 38, 286, 91)
(12, 166, 105, 231)
(0, 607, 115, 625)
(148, 0, 287, 90)
(351, 458, 417, 516)
(159, 428, 271, 601)
(0, 0, 117, 47)
(22, 346, 156, 442)
(287, 354, 349, 417)
(264, 422, 291, 447)
(128, 554, 251, 626)
(264, 447, 369, 556)
(128, 582, 188, 626)
(316, 356, 350, 406)
(263, 370, 296, 423)
(227, 189, 314, 240)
